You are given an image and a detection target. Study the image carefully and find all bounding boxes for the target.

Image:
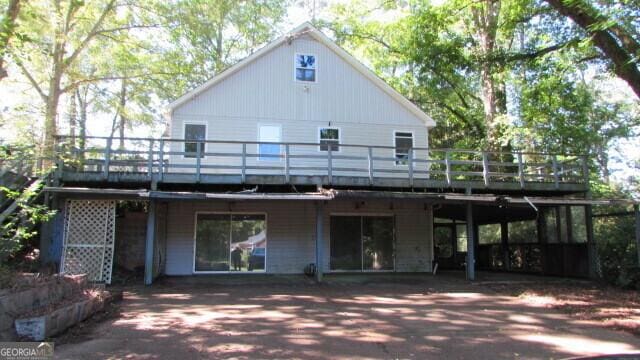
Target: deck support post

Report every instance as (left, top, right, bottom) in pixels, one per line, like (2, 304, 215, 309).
(500, 221, 510, 270)
(635, 204, 640, 267)
(425, 204, 434, 272)
(465, 196, 476, 281)
(144, 200, 157, 285)
(585, 203, 598, 279)
(315, 201, 324, 283)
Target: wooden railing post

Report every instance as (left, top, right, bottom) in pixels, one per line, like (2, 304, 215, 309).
(552, 155, 559, 189)
(368, 146, 374, 185)
(158, 139, 164, 182)
(581, 155, 589, 188)
(284, 144, 290, 183)
(408, 148, 414, 187)
(445, 151, 451, 186)
(327, 146, 333, 185)
(195, 141, 202, 182)
(482, 152, 489, 187)
(517, 152, 524, 189)
(103, 137, 112, 179)
(147, 139, 154, 180)
(241, 143, 246, 183)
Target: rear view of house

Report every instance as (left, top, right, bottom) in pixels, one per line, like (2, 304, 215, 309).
(45, 23, 597, 284)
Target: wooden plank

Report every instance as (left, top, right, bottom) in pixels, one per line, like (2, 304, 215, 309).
(482, 152, 489, 187)
(285, 144, 290, 183)
(368, 147, 374, 185)
(241, 143, 246, 183)
(103, 137, 112, 179)
(408, 148, 414, 187)
(517, 153, 524, 189)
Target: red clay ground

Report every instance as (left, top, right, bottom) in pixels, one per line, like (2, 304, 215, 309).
(54, 273, 640, 359)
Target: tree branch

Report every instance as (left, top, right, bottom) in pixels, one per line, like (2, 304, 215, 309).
(63, 0, 117, 70)
(12, 55, 48, 102)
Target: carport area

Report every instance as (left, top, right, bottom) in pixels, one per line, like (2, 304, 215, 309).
(55, 273, 640, 359)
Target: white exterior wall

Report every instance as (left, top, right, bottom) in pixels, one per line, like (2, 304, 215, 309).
(164, 200, 433, 275)
(168, 35, 431, 177)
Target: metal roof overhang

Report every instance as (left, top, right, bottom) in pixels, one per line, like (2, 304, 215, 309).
(43, 187, 333, 201)
(44, 187, 636, 206)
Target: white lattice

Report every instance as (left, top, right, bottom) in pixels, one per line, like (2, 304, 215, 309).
(61, 200, 116, 283)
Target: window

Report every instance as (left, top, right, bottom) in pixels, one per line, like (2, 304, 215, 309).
(295, 54, 316, 82)
(319, 127, 339, 152)
(479, 224, 501, 245)
(184, 124, 206, 158)
(258, 125, 281, 161)
(434, 226, 453, 258)
(330, 216, 394, 271)
(456, 224, 467, 252)
(508, 220, 538, 243)
(394, 131, 413, 165)
(194, 213, 266, 272)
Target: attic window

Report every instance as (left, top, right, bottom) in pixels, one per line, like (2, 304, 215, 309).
(295, 54, 316, 82)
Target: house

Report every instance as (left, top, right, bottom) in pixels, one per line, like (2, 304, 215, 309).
(43, 23, 603, 285)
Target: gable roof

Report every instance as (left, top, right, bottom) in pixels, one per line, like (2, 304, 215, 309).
(168, 22, 436, 127)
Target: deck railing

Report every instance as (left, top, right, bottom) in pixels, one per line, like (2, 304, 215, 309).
(52, 136, 589, 189)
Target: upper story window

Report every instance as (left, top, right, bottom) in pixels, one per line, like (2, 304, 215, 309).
(394, 131, 413, 165)
(319, 127, 340, 152)
(184, 123, 206, 158)
(295, 54, 316, 82)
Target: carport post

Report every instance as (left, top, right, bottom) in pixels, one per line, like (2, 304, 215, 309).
(144, 199, 157, 285)
(315, 201, 324, 283)
(635, 204, 640, 267)
(466, 201, 475, 281)
(585, 204, 598, 279)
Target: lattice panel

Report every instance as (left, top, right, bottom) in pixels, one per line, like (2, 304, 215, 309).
(61, 200, 116, 283)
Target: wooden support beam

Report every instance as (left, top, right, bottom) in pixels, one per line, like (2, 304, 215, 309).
(501, 221, 509, 270)
(585, 204, 598, 279)
(103, 137, 112, 180)
(144, 200, 157, 285)
(408, 148, 414, 188)
(315, 201, 324, 283)
(466, 201, 475, 280)
(635, 204, 640, 267)
(482, 152, 489, 187)
(425, 204, 434, 272)
(368, 147, 374, 185)
(285, 144, 290, 183)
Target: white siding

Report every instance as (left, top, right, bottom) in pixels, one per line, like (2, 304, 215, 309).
(168, 35, 430, 177)
(164, 199, 433, 275)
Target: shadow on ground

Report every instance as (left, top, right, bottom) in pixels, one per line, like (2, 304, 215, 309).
(54, 272, 640, 359)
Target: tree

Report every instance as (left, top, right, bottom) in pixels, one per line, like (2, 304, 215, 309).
(10, 0, 118, 157)
(0, 0, 22, 81)
(544, 0, 640, 98)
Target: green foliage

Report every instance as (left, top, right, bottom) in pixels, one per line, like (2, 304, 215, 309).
(0, 183, 56, 262)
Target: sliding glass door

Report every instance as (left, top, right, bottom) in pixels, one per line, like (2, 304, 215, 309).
(330, 215, 394, 271)
(194, 213, 266, 273)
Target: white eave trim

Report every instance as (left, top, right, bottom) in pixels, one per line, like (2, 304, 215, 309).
(167, 22, 436, 128)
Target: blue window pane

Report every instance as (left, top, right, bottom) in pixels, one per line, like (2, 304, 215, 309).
(296, 54, 315, 68)
(296, 68, 315, 82)
(259, 143, 281, 161)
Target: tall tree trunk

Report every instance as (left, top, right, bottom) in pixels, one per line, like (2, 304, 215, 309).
(0, 0, 21, 81)
(545, 0, 640, 98)
(472, 0, 505, 151)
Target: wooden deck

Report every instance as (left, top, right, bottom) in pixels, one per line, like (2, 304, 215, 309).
(51, 136, 589, 192)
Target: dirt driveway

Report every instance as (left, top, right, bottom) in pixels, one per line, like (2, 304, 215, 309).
(55, 273, 640, 359)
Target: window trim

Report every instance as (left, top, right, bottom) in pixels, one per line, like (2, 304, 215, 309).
(328, 213, 396, 273)
(182, 122, 207, 159)
(317, 126, 341, 153)
(294, 53, 318, 83)
(393, 130, 415, 166)
(192, 211, 268, 274)
(257, 123, 283, 162)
